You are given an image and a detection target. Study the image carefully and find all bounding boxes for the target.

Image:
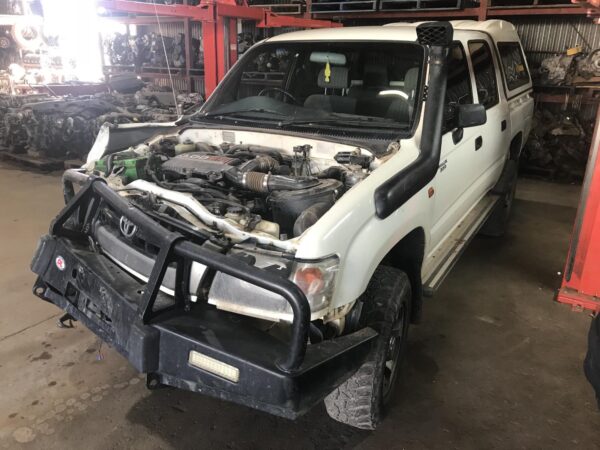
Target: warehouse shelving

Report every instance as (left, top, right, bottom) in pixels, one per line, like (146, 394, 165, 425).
(312, 0, 598, 20)
(97, 0, 340, 96)
(98, 8, 203, 94)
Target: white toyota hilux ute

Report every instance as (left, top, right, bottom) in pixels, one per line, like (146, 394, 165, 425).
(32, 20, 533, 429)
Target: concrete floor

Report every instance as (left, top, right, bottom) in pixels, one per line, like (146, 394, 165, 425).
(0, 162, 598, 449)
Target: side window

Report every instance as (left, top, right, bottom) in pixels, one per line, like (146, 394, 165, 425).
(468, 41, 499, 110)
(497, 42, 530, 91)
(444, 43, 473, 133)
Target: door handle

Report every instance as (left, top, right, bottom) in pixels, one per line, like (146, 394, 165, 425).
(452, 128, 464, 144)
(501, 120, 507, 131)
(475, 136, 483, 151)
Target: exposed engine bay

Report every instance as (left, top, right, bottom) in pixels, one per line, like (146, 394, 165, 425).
(90, 133, 375, 253)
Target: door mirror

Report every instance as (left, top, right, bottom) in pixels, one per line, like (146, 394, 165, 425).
(457, 104, 486, 128)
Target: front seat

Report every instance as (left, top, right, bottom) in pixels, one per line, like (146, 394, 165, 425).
(352, 62, 411, 122)
(304, 66, 356, 114)
(403, 67, 419, 102)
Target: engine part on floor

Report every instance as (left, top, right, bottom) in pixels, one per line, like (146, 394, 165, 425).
(0, 88, 200, 160)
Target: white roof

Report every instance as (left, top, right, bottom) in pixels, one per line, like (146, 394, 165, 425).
(266, 20, 520, 44)
(266, 26, 418, 43)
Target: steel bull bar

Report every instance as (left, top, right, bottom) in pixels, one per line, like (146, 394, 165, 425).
(31, 174, 377, 417)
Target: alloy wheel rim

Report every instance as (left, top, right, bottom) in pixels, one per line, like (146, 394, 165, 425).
(383, 304, 406, 398)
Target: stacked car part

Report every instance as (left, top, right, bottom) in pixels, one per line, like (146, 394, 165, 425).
(105, 32, 202, 71)
(539, 48, 600, 85)
(0, 88, 202, 160)
(522, 108, 592, 181)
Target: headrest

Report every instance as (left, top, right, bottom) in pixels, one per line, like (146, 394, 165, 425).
(318, 66, 350, 89)
(404, 67, 419, 94)
(363, 63, 388, 88)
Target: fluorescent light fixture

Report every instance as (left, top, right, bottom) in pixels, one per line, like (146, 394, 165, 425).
(189, 351, 240, 383)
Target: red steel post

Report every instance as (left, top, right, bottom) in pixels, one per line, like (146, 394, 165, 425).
(557, 108, 600, 312)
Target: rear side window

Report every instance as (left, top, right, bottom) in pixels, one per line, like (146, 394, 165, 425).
(497, 42, 530, 91)
(444, 43, 473, 133)
(468, 41, 499, 110)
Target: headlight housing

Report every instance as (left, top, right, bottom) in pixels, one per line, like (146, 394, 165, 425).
(208, 253, 339, 322)
(290, 256, 339, 314)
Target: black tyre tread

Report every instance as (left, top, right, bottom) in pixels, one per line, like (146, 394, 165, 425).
(324, 266, 410, 430)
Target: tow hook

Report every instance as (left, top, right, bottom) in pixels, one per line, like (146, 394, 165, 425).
(57, 313, 77, 329)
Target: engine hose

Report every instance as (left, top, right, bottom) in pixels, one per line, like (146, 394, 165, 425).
(239, 155, 280, 173)
(223, 144, 284, 162)
(223, 168, 318, 193)
(317, 166, 350, 181)
(196, 141, 217, 153)
(106, 153, 116, 175)
(170, 185, 230, 200)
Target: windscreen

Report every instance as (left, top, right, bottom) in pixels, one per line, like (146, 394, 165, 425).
(200, 41, 424, 134)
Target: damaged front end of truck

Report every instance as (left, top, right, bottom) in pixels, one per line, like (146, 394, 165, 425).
(31, 166, 377, 417)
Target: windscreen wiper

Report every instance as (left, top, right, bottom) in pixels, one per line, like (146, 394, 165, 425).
(279, 116, 404, 129)
(195, 108, 288, 121)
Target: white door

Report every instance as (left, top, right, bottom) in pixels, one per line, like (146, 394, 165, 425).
(429, 42, 483, 249)
(467, 38, 511, 192)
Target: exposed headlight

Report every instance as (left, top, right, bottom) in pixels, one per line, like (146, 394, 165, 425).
(290, 256, 339, 314)
(208, 253, 339, 322)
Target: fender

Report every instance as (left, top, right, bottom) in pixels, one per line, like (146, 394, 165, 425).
(375, 22, 453, 219)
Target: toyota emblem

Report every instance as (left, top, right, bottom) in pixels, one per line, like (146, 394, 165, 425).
(55, 255, 66, 271)
(119, 216, 138, 239)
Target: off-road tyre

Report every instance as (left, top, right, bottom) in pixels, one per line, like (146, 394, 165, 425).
(324, 266, 411, 430)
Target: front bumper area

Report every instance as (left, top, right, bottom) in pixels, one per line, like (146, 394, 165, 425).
(31, 176, 377, 418)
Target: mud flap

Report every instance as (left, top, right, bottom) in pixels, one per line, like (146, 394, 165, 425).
(491, 159, 518, 196)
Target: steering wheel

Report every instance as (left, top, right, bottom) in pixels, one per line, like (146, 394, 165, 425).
(258, 87, 300, 105)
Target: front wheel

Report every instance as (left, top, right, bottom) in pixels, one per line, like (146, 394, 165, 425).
(324, 266, 411, 430)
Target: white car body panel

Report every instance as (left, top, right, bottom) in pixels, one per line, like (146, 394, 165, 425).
(86, 20, 534, 322)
